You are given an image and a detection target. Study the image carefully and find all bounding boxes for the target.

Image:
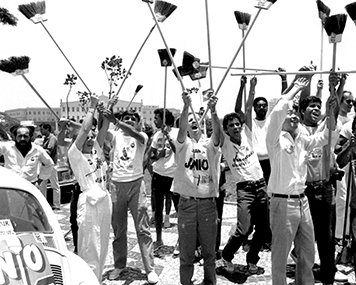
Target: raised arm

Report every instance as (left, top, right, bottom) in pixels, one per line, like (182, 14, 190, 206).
(245, 76, 257, 131)
(97, 97, 118, 148)
(337, 73, 348, 101)
(234, 75, 247, 118)
(282, 77, 310, 101)
(277, 67, 288, 94)
(177, 92, 190, 144)
(207, 95, 221, 147)
(315, 79, 323, 99)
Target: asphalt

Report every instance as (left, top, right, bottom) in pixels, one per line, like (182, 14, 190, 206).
(54, 200, 356, 285)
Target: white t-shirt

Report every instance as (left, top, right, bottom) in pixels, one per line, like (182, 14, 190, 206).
(151, 128, 178, 177)
(252, 117, 270, 161)
(172, 136, 221, 198)
(221, 129, 263, 184)
(109, 129, 148, 182)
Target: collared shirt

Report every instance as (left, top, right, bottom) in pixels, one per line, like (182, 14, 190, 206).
(0, 141, 54, 183)
(266, 99, 331, 196)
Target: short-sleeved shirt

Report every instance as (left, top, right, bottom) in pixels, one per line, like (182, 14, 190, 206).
(151, 128, 178, 177)
(252, 117, 270, 161)
(109, 129, 148, 182)
(172, 136, 221, 198)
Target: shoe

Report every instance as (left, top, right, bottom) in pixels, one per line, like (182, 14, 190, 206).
(147, 271, 159, 284)
(108, 268, 124, 280)
(334, 270, 348, 282)
(247, 263, 258, 274)
(173, 241, 179, 256)
(290, 248, 297, 263)
(164, 214, 170, 228)
(222, 258, 235, 273)
(153, 240, 164, 251)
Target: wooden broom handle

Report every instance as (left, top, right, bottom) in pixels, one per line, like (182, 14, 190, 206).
(205, 0, 213, 90)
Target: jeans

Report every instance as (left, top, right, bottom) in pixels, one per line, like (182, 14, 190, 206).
(305, 182, 336, 283)
(216, 190, 225, 252)
(350, 208, 356, 273)
(222, 179, 270, 265)
(270, 196, 315, 285)
(70, 183, 81, 253)
(259, 159, 271, 185)
(178, 197, 217, 285)
(111, 178, 154, 274)
(152, 173, 173, 242)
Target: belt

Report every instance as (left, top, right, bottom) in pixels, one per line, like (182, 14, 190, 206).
(271, 193, 305, 199)
(180, 195, 215, 201)
(306, 180, 326, 187)
(236, 178, 265, 188)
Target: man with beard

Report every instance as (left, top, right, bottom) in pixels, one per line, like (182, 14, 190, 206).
(266, 77, 338, 285)
(0, 125, 54, 185)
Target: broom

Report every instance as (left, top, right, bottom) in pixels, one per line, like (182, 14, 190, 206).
(323, 13, 347, 182)
(204, 0, 213, 91)
(234, 11, 251, 107)
(0, 7, 18, 26)
(144, 0, 198, 123)
(18, 1, 91, 94)
(126, 85, 144, 109)
(0, 56, 60, 121)
(182, 51, 200, 76)
(108, 24, 156, 110)
(200, 0, 278, 122)
(345, 2, 356, 25)
(316, 0, 331, 80)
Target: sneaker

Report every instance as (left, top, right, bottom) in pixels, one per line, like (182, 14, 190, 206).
(153, 240, 164, 251)
(334, 270, 348, 282)
(108, 268, 124, 280)
(290, 248, 297, 263)
(222, 258, 235, 273)
(247, 263, 258, 274)
(147, 271, 159, 284)
(164, 214, 170, 228)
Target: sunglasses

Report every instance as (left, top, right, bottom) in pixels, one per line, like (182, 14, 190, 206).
(123, 116, 137, 122)
(345, 99, 355, 105)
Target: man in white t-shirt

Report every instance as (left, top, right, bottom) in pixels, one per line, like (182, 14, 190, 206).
(150, 108, 178, 249)
(103, 110, 158, 284)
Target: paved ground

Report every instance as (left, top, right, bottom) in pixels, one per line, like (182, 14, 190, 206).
(54, 200, 356, 285)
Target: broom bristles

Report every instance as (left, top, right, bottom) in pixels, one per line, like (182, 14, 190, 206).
(158, 48, 176, 66)
(234, 11, 251, 30)
(135, 84, 143, 93)
(154, 0, 177, 22)
(0, 7, 18, 26)
(345, 2, 356, 21)
(255, 0, 278, 10)
(182, 51, 200, 75)
(18, 1, 46, 22)
(0, 56, 30, 74)
(324, 14, 347, 36)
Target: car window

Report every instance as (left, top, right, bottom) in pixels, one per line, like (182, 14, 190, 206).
(0, 188, 52, 233)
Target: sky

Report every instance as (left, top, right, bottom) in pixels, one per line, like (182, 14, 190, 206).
(1, 0, 356, 118)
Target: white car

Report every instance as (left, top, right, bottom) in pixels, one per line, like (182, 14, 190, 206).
(0, 167, 99, 285)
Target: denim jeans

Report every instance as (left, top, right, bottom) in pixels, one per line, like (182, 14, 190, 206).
(305, 182, 336, 283)
(152, 172, 173, 242)
(111, 178, 154, 274)
(350, 208, 356, 273)
(270, 196, 315, 285)
(178, 197, 217, 285)
(222, 179, 270, 265)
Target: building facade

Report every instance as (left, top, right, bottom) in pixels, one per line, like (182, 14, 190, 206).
(4, 107, 60, 125)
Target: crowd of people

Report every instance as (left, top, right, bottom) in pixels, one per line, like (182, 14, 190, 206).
(2, 65, 356, 285)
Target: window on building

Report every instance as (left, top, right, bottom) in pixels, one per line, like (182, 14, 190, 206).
(77, 107, 79, 112)
(143, 111, 146, 114)
(42, 111, 45, 115)
(62, 107, 65, 112)
(82, 107, 85, 112)
(72, 107, 75, 112)
(33, 111, 36, 115)
(139, 107, 141, 112)
(29, 111, 31, 115)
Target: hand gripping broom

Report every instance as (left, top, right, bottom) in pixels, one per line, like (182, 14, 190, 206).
(143, 0, 199, 123)
(316, 1, 331, 80)
(200, 0, 278, 122)
(0, 56, 60, 121)
(323, 13, 347, 181)
(0, 7, 18, 26)
(18, 1, 91, 94)
(234, 11, 252, 107)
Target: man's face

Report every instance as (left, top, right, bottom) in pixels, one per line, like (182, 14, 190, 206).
(153, 113, 163, 128)
(340, 92, 355, 114)
(302, 101, 322, 125)
(40, 126, 49, 136)
(187, 114, 200, 137)
(15, 127, 31, 148)
(254, 100, 268, 118)
(122, 114, 138, 128)
(225, 117, 242, 140)
(82, 130, 97, 154)
(282, 108, 299, 132)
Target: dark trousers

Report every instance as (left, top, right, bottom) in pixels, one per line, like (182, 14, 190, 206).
(259, 159, 271, 185)
(222, 179, 270, 265)
(305, 182, 336, 284)
(70, 183, 81, 253)
(350, 209, 356, 272)
(216, 190, 225, 252)
(152, 172, 174, 241)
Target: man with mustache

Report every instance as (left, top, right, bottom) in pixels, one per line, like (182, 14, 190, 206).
(0, 125, 53, 185)
(266, 76, 338, 285)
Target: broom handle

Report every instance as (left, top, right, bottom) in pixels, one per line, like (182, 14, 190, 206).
(320, 23, 324, 80)
(200, 8, 262, 122)
(231, 69, 356, 77)
(146, 3, 198, 123)
(242, 29, 247, 108)
(205, 0, 213, 90)
(201, 65, 275, 72)
(126, 91, 139, 109)
(39, 22, 91, 94)
(21, 74, 60, 121)
(325, 43, 338, 181)
(111, 24, 156, 109)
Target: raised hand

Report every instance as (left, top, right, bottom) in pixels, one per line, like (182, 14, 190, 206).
(240, 75, 247, 85)
(294, 77, 309, 90)
(276, 67, 287, 81)
(250, 76, 257, 87)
